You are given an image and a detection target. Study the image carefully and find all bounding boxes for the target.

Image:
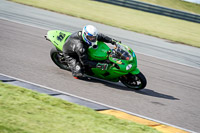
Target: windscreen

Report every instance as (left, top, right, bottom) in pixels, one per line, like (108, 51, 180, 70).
(110, 44, 132, 60)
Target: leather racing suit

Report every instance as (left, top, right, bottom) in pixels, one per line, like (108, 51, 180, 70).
(63, 31, 114, 77)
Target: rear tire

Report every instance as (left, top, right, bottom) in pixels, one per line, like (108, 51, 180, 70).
(120, 72, 147, 90)
(50, 47, 70, 71)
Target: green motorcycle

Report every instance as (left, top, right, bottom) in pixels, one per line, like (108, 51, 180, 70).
(45, 30, 147, 90)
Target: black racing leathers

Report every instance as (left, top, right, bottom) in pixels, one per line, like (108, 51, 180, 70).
(63, 31, 113, 77)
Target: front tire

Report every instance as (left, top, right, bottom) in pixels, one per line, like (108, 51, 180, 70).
(50, 47, 70, 71)
(120, 72, 147, 90)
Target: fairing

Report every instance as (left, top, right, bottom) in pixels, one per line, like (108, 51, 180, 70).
(87, 41, 110, 61)
(47, 30, 71, 51)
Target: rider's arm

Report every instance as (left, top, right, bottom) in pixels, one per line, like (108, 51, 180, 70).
(97, 33, 112, 43)
(98, 33, 120, 45)
(76, 45, 98, 68)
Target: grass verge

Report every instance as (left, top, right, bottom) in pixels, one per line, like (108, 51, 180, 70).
(0, 82, 160, 133)
(9, 0, 200, 48)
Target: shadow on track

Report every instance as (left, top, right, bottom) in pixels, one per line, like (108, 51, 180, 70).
(136, 89, 180, 100)
(82, 77, 180, 100)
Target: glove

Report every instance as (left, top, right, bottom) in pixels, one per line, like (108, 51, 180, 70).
(96, 63, 108, 70)
(111, 39, 121, 45)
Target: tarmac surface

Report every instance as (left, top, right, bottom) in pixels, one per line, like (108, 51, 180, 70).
(0, 0, 200, 132)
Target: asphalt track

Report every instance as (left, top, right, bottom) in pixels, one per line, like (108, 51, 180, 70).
(0, 0, 200, 132)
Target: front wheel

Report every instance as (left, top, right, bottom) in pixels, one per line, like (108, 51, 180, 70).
(120, 72, 147, 90)
(50, 47, 70, 71)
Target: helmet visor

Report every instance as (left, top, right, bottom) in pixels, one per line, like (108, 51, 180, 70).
(86, 35, 97, 42)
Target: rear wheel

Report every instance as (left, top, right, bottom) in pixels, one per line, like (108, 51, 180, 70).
(120, 72, 147, 90)
(50, 47, 70, 71)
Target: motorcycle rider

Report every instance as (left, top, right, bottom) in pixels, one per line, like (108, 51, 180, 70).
(63, 25, 120, 79)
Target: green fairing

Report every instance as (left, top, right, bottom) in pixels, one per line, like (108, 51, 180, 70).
(89, 44, 139, 81)
(130, 68, 140, 75)
(87, 42, 110, 61)
(47, 30, 71, 51)
(47, 30, 140, 82)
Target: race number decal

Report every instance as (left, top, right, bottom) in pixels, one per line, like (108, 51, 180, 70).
(57, 32, 66, 42)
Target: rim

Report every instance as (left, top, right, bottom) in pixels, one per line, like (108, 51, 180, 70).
(121, 75, 143, 89)
(127, 75, 142, 88)
(52, 52, 69, 69)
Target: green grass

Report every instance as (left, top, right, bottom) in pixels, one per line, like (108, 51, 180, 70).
(0, 82, 160, 133)
(139, 0, 200, 14)
(9, 0, 200, 48)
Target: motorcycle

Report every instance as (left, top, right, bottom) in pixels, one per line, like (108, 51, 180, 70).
(45, 30, 147, 90)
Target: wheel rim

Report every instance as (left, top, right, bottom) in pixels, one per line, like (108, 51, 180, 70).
(128, 76, 142, 88)
(52, 52, 69, 69)
(121, 75, 143, 89)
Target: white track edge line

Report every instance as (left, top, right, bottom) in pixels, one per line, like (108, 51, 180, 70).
(0, 17, 50, 30)
(0, 73, 196, 133)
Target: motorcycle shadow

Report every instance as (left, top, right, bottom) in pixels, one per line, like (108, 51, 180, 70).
(84, 77, 179, 100)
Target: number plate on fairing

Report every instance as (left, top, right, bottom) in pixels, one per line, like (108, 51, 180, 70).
(47, 30, 71, 51)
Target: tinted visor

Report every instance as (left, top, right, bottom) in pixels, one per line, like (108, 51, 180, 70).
(86, 35, 97, 42)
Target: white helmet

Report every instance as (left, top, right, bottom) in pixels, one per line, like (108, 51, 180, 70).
(82, 25, 98, 46)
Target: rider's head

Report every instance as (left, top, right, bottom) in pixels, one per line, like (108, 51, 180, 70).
(82, 25, 98, 46)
